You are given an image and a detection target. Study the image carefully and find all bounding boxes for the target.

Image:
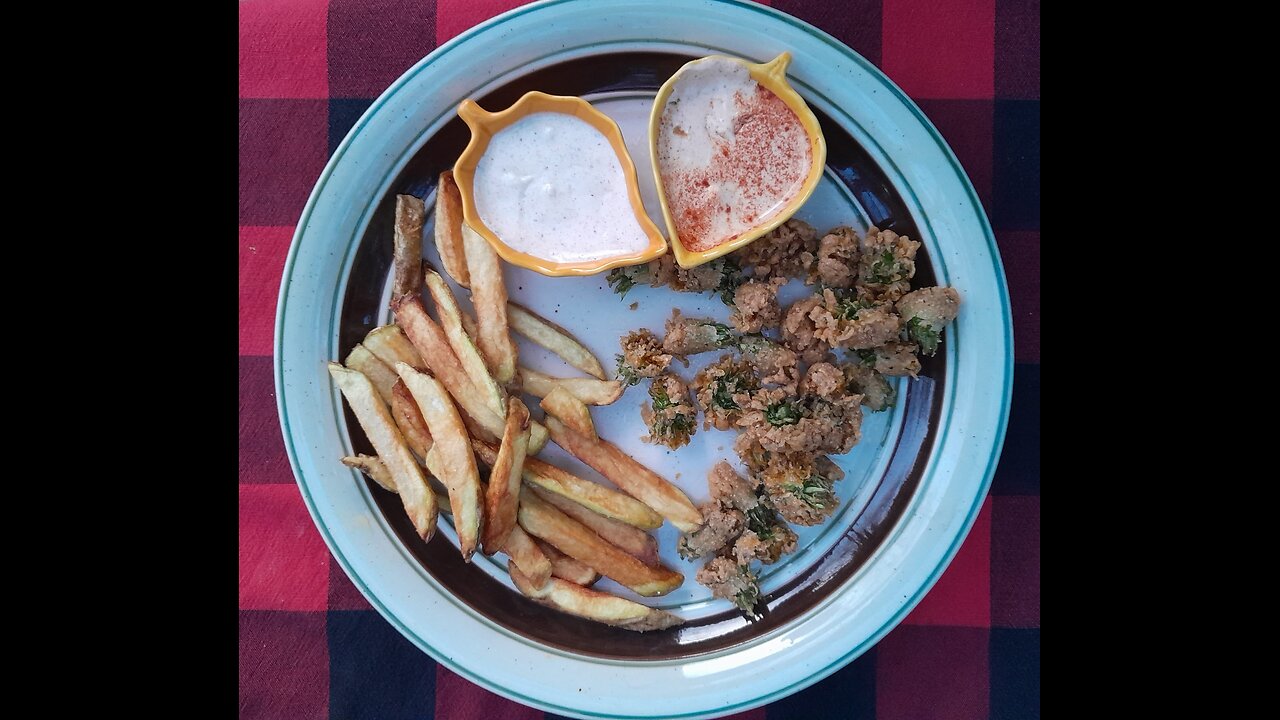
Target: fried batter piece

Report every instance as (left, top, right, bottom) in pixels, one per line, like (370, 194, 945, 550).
(615, 329, 672, 386)
(677, 502, 744, 559)
(810, 288, 902, 350)
(738, 334, 800, 386)
(895, 286, 962, 357)
(759, 454, 844, 526)
(841, 363, 896, 412)
(857, 226, 921, 302)
(729, 277, 785, 333)
(609, 256, 741, 303)
(708, 460, 760, 512)
(693, 356, 760, 430)
(780, 295, 832, 364)
(662, 311, 736, 357)
(731, 218, 818, 280)
(697, 556, 760, 614)
(809, 225, 861, 288)
(642, 372, 698, 449)
(857, 341, 921, 377)
(736, 387, 864, 456)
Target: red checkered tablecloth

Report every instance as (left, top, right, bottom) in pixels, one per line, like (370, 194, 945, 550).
(238, 1, 1040, 718)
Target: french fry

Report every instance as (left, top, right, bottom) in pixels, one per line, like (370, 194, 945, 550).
(343, 344, 397, 405)
(508, 562, 681, 631)
(473, 440, 662, 529)
(392, 295, 502, 443)
(534, 538, 599, 586)
(434, 171, 470, 288)
(343, 454, 451, 508)
(328, 364, 437, 540)
(501, 525, 552, 588)
(507, 302, 606, 380)
(544, 417, 703, 533)
(517, 487, 683, 596)
(540, 386, 597, 440)
(341, 454, 397, 493)
(424, 267, 506, 417)
(519, 367, 623, 406)
(460, 223, 517, 384)
(531, 486, 661, 567)
(395, 363, 483, 561)
(483, 398, 530, 555)
(390, 380, 433, 460)
(363, 324, 425, 371)
(393, 294, 549, 452)
(392, 194, 425, 298)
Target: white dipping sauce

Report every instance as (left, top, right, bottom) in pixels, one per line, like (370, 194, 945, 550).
(473, 112, 651, 264)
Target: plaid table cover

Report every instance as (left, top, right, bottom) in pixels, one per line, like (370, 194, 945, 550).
(238, 1, 1040, 717)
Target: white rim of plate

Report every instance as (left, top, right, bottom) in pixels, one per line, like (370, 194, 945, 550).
(273, 1, 1013, 717)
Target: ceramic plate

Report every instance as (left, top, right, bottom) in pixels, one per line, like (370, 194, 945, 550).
(275, 1, 1012, 717)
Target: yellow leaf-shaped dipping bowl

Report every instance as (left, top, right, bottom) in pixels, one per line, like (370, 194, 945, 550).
(648, 52, 827, 269)
(453, 92, 669, 277)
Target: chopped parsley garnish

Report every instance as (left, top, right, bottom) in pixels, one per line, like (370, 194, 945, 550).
(866, 250, 900, 284)
(857, 349, 879, 367)
(835, 295, 872, 321)
(715, 257, 743, 305)
(607, 267, 640, 299)
(733, 581, 760, 613)
(650, 383, 671, 409)
(783, 476, 833, 509)
(615, 354, 642, 386)
(745, 504, 775, 540)
(706, 322, 736, 348)
(765, 400, 801, 427)
(906, 316, 940, 356)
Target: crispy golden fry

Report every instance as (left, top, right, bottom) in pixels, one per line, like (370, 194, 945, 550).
(343, 344, 398, 405)
(517, 488, 683, 596)
(519, 367, 623, 405)
(395, 363, 483, 561)
(483, 398, 530, 554)
(424, 267, 507, 417)
(473, 440, 662, 529)
(390, 380, 433, 460)
(540, 386, 596, 440)
(434, 171, 470, 289)
(393, 194, 425, 298)
(533, 538, 599, 586)
(501, 525, 552, 588)
(531, 486, 661, 567)
(508, 562, 680, 631)
(393, 295, 502, 443)
(507, 302, 606, 380)
(343, 454, 451, 508)
(393, 294, 549, 452)
(363, 324, 425, 371)
(461, 223, 517, 384)
(328, 364, 437, 540)
(341, 454, 397, 493)
(544, 417, 703, 533)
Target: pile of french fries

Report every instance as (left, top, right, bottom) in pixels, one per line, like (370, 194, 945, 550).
(329, 174, 702, 632)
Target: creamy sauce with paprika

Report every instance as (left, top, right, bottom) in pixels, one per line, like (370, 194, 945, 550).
(472, 112, 652, 264)
(655, 58, 811, 252)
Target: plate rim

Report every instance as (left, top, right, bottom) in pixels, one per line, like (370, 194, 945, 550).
(272, 0, 1013, 716)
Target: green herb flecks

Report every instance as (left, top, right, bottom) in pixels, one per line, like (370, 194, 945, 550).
(607, 267, 641, 299)
(783, 476, 833, 509)
(616, 355, 642, 386)
(866, 250, 900, 285)
(856, 349, 879, 367)
(715, 257, 743, 305)
(765, 400, 801, 427)
(905, 316, 940, 356)
(745, 504, 776, 541)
